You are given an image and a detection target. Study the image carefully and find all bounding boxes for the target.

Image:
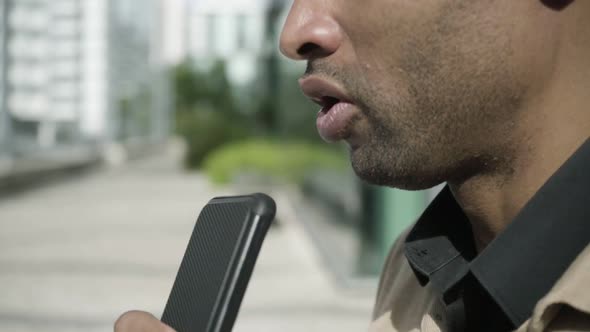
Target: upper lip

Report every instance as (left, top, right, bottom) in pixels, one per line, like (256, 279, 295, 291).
(298, 76, 353, 108)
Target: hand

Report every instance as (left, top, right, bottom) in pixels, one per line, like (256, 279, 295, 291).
(114, 311, 176, 332)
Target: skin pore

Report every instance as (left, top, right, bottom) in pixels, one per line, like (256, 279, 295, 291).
(280, 0, 590, 251)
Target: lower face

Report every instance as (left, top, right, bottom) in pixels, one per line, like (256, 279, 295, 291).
(313, 1, 552, 190)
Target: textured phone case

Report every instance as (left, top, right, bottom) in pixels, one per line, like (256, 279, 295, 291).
(161, 193, 276, 332)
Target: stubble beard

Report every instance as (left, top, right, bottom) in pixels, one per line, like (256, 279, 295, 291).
(306, 2, 524, 191)
(344, 4, 526, 191)
(348, 92, 448, 191)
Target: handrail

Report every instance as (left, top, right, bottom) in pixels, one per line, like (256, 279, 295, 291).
(0, 145, 101, 182)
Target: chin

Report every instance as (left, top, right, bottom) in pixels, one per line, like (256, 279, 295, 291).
(349, 146, 443, 191)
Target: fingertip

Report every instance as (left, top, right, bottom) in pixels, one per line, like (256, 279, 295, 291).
(162, 323, 177, 332)
(114, 310, 174, 332)
(114, 310, 144, 331)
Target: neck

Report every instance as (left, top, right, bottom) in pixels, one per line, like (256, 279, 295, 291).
(450, 136, 588, 253)
(449, 27, 590, 252)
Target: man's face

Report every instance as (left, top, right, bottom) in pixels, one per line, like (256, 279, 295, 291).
(280, 1, 558, 189)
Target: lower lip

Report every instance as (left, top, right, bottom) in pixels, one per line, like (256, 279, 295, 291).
(316, 102, 357, 142)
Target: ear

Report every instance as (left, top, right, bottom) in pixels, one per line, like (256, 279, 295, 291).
(540, 0, 575, 11)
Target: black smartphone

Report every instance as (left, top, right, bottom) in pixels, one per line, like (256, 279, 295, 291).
(161, 193, 276, 332)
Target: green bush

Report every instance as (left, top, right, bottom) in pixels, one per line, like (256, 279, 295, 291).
(202, 139, 348, 185)
(176, 110, 249, 169)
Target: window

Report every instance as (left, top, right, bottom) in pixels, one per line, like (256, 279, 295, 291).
(236, 14, 247, 50)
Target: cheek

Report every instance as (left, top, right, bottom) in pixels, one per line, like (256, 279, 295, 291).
(335, 3, 443, 110)
(337, 1, 426, 61)
(507, 12, 561, 94)
(352, 66, 415, 135)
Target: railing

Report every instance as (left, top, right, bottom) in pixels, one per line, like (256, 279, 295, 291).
(0, 143, 101, 188)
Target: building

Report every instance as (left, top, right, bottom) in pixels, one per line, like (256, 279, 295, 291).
(187, 0, 269, 81)
(160, 0, 188, 67)
(0, 0, 170, 162)
(0, 0, 10, 162)
(95, 0, 170, 143)
(3, 0, 82, 151)
(0, 0, 171, 178)
(161, 0, 278, 88)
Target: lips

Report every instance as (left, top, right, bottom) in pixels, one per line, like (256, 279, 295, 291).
(298, 76, 358, 143)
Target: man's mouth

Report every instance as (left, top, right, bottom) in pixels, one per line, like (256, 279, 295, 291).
(316, 96, 340, 113)
(298, 76, 359, 143)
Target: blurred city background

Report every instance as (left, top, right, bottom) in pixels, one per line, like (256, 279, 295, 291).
(0, 0, 442, 331)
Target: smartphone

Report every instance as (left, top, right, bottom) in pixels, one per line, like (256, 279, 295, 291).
(161, 193, 276, 332)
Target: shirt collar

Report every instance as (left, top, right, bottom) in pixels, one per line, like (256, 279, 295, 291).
(405, 138, 590, 327)
(404, 186, 474, 299)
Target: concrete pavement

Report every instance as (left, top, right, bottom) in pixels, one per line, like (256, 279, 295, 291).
(0, 143, 375, 332)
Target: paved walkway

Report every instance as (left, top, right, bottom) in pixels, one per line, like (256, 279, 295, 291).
(0, 144, 375, 332)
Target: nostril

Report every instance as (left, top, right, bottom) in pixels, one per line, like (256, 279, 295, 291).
(540, 0, 574, 10)
(297, 42, 319, 57)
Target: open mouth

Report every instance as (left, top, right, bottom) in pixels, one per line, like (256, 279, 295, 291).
(298, 76, 359, 143)
(298, 75, 352, 110)
(319, 96, 341, 113)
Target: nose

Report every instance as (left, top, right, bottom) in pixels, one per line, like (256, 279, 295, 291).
(279, 1, 343, 60)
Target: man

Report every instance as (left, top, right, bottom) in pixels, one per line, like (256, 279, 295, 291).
(115, 0, 589, 331)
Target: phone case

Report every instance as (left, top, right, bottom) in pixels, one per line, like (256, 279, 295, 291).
(161, 193, 276, 332)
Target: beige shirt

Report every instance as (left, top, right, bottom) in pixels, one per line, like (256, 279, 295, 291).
(369, 233, 590, 332)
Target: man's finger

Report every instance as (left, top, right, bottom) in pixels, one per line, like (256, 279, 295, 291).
(114, 311, 176, 332)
